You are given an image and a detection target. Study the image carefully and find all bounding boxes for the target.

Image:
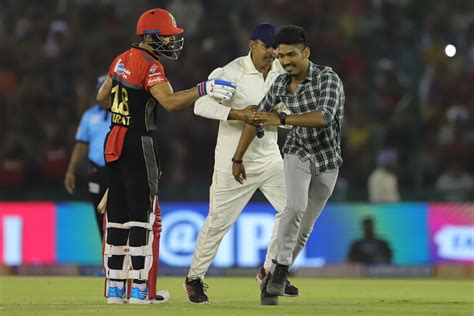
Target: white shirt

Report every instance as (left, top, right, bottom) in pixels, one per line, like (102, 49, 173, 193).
(367, 168, 401, 203)
(194, 53, 285, 175)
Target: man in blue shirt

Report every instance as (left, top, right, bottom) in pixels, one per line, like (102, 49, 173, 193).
(65, 75, 111, 240)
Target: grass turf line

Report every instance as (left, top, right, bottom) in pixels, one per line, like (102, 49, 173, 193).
(0, 276, 473, 315)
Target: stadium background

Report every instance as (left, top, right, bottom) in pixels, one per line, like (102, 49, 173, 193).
(0, 0, 473, 278)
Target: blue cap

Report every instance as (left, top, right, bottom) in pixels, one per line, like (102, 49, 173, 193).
(96, 74, 107, 90)
(249, 23, 277, 47)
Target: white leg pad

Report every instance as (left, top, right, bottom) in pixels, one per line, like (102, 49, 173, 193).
(103, 213, 131, 298)
(129, 212, 157, 281)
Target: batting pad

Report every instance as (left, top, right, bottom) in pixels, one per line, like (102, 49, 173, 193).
(103, 196, 162, 300)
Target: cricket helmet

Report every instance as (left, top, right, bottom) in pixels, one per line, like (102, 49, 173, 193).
(136, 8, 184, 60)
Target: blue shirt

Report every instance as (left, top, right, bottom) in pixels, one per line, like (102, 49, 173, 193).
(75, 105, 111, 167)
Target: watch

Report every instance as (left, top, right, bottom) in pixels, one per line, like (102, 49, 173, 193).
(279, 112, 288, 125)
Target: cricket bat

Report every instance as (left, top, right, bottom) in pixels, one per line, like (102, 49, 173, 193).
(97, 188, 108, 214)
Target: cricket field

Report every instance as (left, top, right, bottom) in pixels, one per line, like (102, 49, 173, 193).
(0, 276, 472, 315)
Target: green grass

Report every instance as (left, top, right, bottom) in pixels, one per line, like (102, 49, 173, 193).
(0, 277, 473, 315)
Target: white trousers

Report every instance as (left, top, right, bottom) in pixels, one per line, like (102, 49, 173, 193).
(187, 162, 286, 279)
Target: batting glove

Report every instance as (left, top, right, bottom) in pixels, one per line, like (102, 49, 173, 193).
(197, 79, 236, 101)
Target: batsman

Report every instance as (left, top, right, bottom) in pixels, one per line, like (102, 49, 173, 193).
(96, 8, 235, 304)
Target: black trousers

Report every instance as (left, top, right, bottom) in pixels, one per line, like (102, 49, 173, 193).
(105, 132, 161, 274)
(88, 161, 107, 240)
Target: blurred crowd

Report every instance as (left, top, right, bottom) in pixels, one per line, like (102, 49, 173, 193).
(0, 0, 472, 201)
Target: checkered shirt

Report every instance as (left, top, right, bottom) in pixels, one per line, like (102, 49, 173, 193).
(257, 61, 345, 173)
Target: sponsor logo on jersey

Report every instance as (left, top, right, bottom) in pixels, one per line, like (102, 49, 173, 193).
(147, 76, 166, 86)
(116, 63, 125, 75)
(149, 64, 158, 73)
(114, 58, 131, 78)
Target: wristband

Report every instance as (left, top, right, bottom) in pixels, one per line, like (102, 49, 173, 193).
(231, 158, 243, 164)
(197, 82, 207, 97)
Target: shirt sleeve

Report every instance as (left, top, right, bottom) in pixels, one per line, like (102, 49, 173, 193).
(145, 61, 168, 88)
(193, 67, 232, 120)
(75, 111, 90, 143)
(316, 72, 342, 125)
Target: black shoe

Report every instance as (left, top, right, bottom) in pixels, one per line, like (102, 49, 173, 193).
(260, 272, 278, 305)
(183, 277, 210, 304)
(266, 263, 289, 296)
(257, 266, 299, 297)
(283, 280, 299, 297)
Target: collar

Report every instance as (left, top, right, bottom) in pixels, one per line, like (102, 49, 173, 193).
(280, 60, 319, 85)
(243, 52, 280, 75)
(305, 60, 319, 81)
(275, 61, 321, 96)
(243, 52, 259, 74)
(132, 43, 160, 61)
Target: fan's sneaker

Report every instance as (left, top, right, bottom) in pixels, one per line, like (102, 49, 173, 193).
(260, 272, 278, 305)
(266, 263, 289, 296)
(256, 266, 299, 297)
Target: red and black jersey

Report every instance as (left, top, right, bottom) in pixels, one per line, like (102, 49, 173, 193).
(107, 44, 168, 133)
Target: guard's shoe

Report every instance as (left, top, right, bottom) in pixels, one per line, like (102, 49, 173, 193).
(183, 277, 210, 304)
(107, 285, 126, 304)
(284, 280, 299, 297)
(260, 272, 278, 305)
(266, 263, 289, 296)
(129, 284, 170, 304)
(256, 266, 266, 284)
(256, 266, 299, 297)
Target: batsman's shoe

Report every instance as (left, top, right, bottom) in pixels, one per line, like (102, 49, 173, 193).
(266, 263, 289, 296)
(107, 286, 126, 304)
(129, 285, 170, 304)
(183, 277, 210, 304)
(154, 290, 170, 304)
(257, 266, 299, 297)
(260, 272, 278, 305)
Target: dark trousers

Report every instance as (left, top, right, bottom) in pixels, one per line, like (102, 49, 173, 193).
(105, 132, 161, 274)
